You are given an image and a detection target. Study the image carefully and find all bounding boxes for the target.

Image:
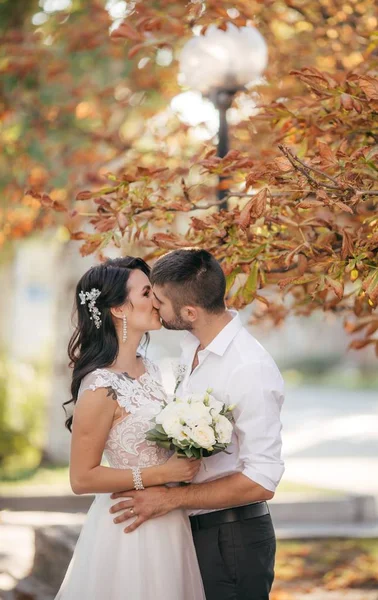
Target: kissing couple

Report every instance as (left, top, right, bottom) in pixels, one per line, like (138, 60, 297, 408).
(56, 248, 284, 600)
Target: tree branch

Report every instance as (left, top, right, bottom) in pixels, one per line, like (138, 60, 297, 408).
(278, 144, 343, 191)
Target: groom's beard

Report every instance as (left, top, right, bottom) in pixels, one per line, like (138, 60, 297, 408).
(160, 315, 193, 331)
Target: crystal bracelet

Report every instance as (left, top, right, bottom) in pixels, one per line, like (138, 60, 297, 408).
(131, 466, 145, 490)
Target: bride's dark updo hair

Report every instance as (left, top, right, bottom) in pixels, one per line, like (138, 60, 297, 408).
(63, 256, 150, 431)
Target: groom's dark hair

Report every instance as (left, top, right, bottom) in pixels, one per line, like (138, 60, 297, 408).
(151, 249, 226, 313)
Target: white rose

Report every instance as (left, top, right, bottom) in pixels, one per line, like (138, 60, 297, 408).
(183, 393, 205, 404)
(181, 403, 212, 426)
(214, 415, 233, 444)
(160, 415, 190, 442)
(155, 402, 177, 425)
(190, 423, 216, 449)
(206, 395, 224, 416)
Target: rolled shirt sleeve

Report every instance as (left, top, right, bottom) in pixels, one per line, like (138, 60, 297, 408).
(226, 359, 285, 492)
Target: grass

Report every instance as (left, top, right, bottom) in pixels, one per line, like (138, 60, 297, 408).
(0, 464, 70, 494)
(277, 480, 340, 496)
(282, 367, 378, 391)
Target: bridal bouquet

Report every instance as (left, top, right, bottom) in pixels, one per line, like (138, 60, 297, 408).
(146, 389, 234, 459)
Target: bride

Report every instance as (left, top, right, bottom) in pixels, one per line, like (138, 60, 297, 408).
(55, 256, 206, 600)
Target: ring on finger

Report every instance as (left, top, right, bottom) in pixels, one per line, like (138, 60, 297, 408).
(130, 508, 135, 515)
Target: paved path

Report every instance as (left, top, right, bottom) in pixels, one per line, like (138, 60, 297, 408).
(0, 512, 84, 598)
(281, 385, 378, 495)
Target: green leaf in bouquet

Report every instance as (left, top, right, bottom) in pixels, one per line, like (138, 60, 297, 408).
(190, 447, 202, 460)
(172, 438, 189, 450)
(201, 443, 233, 457)
(145, 428, 169, 442)
(154, 440, 172, 450)
(154, 424, 167, 435)
(184, 448, 194, 458)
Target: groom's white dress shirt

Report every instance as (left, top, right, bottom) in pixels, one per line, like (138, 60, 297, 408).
(177, 310, 285, 516)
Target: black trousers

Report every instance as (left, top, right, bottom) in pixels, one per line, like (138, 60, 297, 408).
(192, 513, 276, 600)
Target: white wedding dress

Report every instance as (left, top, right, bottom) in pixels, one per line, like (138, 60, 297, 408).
(55, 358, 205, 600)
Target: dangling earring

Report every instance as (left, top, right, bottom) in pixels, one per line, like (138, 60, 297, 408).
(122, 314, 128, 343)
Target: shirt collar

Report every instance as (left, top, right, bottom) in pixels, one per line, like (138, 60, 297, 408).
(180, 310, 242, 357)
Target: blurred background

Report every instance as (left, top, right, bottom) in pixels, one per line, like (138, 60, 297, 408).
(0, 1, 377, 599)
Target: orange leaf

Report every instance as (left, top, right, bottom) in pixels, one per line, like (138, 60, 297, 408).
(128, 43, 146, 59)
(340, 93, 354, 111)
(317, 141, 338, 166)
(76, 190, 94, 201)
(117, 213, 128, 234)
(190, 217, 208, 231)
(325, 276, 344, 300)
(274, 157, 292, 172)
(245, 173, 256, 191)
(349, 338, 375, 350)
(358, 76, 378, 100)
(52, 200, 67, 212)
(203, 148, 217, 159)
(316, 189, 331, 204)
(341, 230, 354, 260)
(236, 159, 254, 169)
(363, 270, 378, 305)
(24, 189, 41, 200)
(137, 166, 169, 176)
(222, 149, 241, 163)
(352, 98, 363, 114)
(79, 238, 102, 256)
(237, 188, 267, 230)
(334, 200, 353, 214)
(110, 22, 143, 42)
(70, 231, 87, 241)
(92, 216, 117, 232)
(297, 199, 323, 209)
(152, 233, 190, 249)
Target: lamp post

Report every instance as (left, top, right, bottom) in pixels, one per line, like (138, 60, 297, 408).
(179, 23, 268, 210)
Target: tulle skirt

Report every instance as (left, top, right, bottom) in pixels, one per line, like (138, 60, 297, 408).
(55, 493, 206, 600)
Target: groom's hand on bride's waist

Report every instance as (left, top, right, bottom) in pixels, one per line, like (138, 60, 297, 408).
(109, 486, 176, 533)
(109, 473, 275, 534)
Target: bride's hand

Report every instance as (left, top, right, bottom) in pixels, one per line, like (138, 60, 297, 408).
(161, 453, 201, 483)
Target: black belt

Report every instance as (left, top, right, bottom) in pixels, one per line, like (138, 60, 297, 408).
(190, 502, 269, 532)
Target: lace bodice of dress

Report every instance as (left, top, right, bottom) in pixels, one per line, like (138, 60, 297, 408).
(78, 358, 170, 470)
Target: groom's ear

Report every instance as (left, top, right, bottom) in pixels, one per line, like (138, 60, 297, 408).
(181, 305, 198, 323)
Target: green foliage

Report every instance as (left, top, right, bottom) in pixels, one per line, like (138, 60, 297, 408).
(0, 464, 69, 488)
(0, 355, 49, 473)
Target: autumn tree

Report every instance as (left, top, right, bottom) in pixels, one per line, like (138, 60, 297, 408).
(2, 0, 378, 353)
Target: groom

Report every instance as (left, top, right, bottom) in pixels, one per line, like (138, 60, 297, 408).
(110, 249, 285, 600)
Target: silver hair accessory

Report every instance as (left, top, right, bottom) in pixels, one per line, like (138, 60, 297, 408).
(122, 314, 127, 343)
(79, 288, 102, 329)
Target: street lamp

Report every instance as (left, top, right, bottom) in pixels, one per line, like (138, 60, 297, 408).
(179, 23, 268, 210)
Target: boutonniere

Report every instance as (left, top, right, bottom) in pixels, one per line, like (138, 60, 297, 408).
(172, 363, 187, 395)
